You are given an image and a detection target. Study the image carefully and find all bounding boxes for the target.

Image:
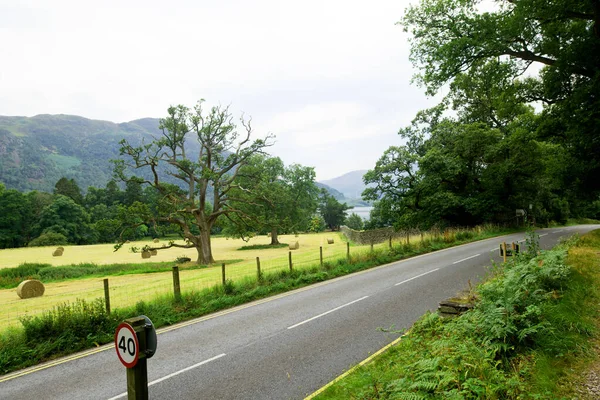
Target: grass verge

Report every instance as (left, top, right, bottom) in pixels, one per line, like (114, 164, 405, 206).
(0, 260, 243, 290)
(313, 229, 600, 399)
(0, 226, 517, 375)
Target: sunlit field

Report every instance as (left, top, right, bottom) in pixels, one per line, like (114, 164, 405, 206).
(1, 232, 397, 329)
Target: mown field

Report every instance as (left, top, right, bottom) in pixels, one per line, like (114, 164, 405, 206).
(0, 232, 385, 329)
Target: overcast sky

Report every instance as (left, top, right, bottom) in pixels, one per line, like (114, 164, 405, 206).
(0, 0, 439, 181)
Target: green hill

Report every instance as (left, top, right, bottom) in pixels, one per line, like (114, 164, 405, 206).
(0, 114, 165, 192)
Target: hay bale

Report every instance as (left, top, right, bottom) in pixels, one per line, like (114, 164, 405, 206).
(289, 241, 299, 250)
(56, 246, 64, 251)
(17, 280, 45, 299)
(327, 238, 334, 244)
(52, 248, 64, 257)
(153, 238, 159, 243)
(150, 249, 158, 256)
(141, 251, 151, 259)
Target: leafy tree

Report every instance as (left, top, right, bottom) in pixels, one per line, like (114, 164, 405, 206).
(346, 213, 364, 230)
(34, 195, 96, 244)
(0, 184, 33, 248)
(54, 177, 83, 205)
(114, 100, 273, 264)
(308, 215, 326, 233)
(224, 155, 319, 245)
(124, 179, 144, 206)
(319, 189, 350, 231)
(400, 0, 600, 205)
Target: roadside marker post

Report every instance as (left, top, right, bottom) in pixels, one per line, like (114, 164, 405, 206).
(115, 315, 157, 400)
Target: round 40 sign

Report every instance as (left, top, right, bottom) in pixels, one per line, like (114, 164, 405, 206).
(115, 322, 139, 368)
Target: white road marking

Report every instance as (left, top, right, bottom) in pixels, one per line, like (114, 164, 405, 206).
(287, 296, 369, 330)
(539, 233, 548, 237)
(107, 353, 227, 400)
(394, 269, 440, 286)
(552, 230, 563, 233)
(452, 254, 481, 264)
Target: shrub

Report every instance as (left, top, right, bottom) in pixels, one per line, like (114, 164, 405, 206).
(28, 232, 68, 247)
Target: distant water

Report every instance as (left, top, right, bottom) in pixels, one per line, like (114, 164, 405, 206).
(347, 206, 373, 220)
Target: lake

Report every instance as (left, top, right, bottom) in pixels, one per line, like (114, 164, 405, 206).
(347, 206, 373, 220)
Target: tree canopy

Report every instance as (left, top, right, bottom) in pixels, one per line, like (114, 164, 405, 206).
(114, 100, 274, 264)
(365, 0, 600, 229)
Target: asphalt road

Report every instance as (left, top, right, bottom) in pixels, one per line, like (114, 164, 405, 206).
(1, 226, 598, 400)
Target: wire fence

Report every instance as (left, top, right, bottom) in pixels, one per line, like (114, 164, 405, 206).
(0, 226, 496, 330)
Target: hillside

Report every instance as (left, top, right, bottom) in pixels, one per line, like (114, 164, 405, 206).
(0, 114, 164, 192)
(320, 170, 369, 199)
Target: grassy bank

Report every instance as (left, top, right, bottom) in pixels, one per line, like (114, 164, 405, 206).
(313, 230, 600, 399)
(0, 226, 515, 375)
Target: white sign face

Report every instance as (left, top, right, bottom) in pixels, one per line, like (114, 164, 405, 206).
(115, 322, 139, 368)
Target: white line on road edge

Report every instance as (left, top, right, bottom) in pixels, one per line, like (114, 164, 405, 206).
(394, 269, 440, 286)
(287, 296, 369, 330)
(107, 353, 227, 400)
(452, 254, 481, 264)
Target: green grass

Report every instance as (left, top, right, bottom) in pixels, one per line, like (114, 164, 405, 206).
(0, 260, 244, 289)
(313, 230, 600, 399)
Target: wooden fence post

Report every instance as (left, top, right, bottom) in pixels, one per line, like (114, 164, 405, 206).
(103, 278, 110, 314)
(347, 242, 350, 261)
(288, 251, 293, 272)
(389, 236, 392, 249)
(172, 266, 181, 302)
(256, 257, 262, 281)
(320, 246, 323, 268)
(221, 263, 226, 286)
(502, 242, 507, 263)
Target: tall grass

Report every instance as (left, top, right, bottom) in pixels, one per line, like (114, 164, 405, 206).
(315, 230, 600, 399)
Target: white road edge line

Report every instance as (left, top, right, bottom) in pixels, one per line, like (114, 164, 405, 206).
(394, 269, 440, 287)
(107, 353, 227, 400)
(287, 296, 369, 330)
(452, 254, 481, 264)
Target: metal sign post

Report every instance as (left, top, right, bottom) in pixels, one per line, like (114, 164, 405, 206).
(115, 316, 157, 400)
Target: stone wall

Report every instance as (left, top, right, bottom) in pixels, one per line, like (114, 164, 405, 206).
(340, 225, 406, 245)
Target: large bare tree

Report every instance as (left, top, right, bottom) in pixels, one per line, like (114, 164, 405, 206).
(114, 100, 273, 264)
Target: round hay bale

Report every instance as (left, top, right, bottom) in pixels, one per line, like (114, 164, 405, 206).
(56, 246, 64, 251)
(327, 238, 334, 244)
(153, 238, 159, 243)
(141, 251, 151, 259)
(150, 249, 158, 256)
(17, 280, 45, 299)
(52, 248, 64, 257)
(289, 241, 300, 250)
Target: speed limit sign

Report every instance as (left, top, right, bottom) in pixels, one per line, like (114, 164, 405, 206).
(115, 322, 139, 368)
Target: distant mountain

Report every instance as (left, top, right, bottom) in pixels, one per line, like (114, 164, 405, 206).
(0, 114, 207, 193)
(315, 182, 345, 200)
(320, 170, 370, 200)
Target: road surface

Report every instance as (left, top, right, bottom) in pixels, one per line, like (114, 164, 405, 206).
(1, 226, 597, 399)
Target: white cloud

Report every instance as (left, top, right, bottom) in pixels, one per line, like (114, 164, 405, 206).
(0, 0, 437, 182)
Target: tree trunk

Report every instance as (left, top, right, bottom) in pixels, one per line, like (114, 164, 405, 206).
(270, 227, 280, 245)
(198, 229, 215, 264)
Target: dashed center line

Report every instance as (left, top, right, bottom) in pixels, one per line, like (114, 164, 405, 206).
(552, 230, 563, 233)
(539, 233, 548, 237)
(287, 296, 369, 330)
(452, 254, 480, 264)
(394, 269, 440, 286)
(107, 353, 227, 400)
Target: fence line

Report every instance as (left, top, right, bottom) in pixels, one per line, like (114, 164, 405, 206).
(0, 225, 495, 329)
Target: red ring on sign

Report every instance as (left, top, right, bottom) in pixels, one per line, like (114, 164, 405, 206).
(115, 322, 139, 368)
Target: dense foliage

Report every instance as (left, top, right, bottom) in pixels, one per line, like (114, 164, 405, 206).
(364, 0, 600, 230)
